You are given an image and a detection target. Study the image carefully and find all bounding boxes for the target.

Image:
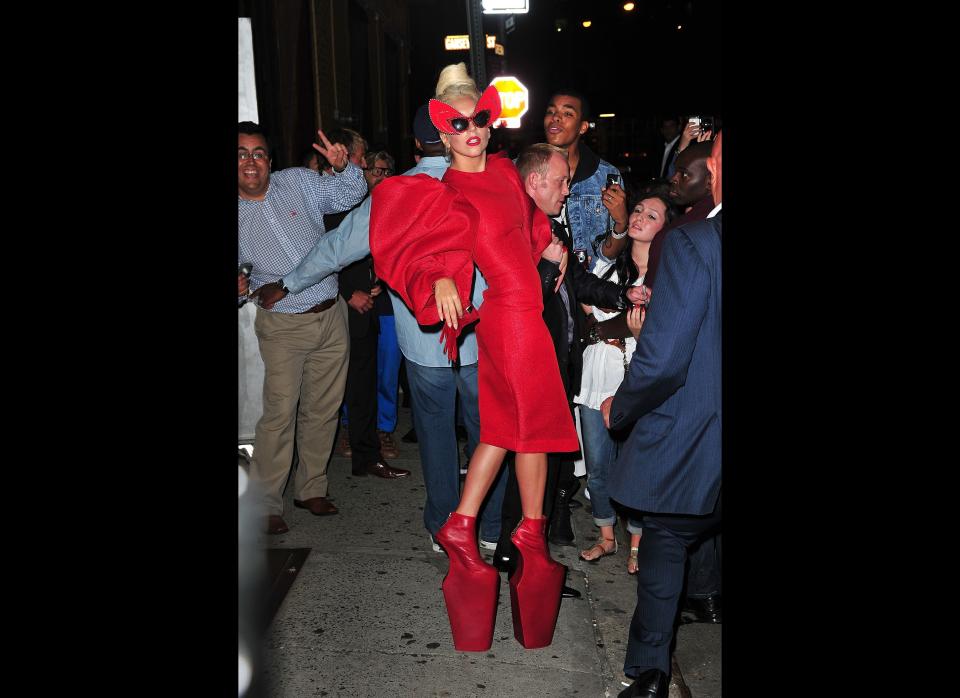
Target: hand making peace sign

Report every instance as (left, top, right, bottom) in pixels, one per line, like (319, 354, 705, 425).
(312, 129, 350, 173)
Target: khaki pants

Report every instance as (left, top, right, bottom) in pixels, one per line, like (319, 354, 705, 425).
(250, 298, 350, 516)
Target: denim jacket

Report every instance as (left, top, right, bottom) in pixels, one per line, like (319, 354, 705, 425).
(565, 142, 622, 271)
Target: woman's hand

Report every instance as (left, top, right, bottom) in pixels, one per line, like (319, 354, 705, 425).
(601, 183, 628, 232)
(678, 120, 700, 152)
(624, 284, 651, 306)
(626, 304, 646, 339)
(433, 277, 463, 329)
(600, 396, 614, 429)
(679, 121, 714, 154)
(542, 234, 565, 263)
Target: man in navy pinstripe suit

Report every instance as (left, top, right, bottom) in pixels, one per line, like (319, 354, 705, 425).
(602, 133, 723, 697)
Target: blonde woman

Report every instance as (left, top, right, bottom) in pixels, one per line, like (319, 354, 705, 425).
(369, 63, 578, 651)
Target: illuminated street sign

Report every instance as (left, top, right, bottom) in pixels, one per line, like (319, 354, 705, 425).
(482, 0, 529, 14)
(491, 76, 529, 129)
(444, 34, 498, 50)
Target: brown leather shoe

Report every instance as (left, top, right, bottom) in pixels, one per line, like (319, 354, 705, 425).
(377, 430, 400, 458)
(265, 515, 289, 535)
(335, 429, 352, 457)
(363, 460, 410, 479)
(293, 497, 339, 515)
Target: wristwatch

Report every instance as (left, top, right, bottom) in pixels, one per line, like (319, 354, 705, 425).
(277, 278, 290, 293)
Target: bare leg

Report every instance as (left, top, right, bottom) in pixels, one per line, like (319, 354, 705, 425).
(627, 532, 642, 574)
(515, 452, 548, 519)
(581, 524, 618, 561)
(455, 443, 508, 517)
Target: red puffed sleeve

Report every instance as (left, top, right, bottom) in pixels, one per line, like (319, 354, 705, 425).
(369, 174, 480, 360)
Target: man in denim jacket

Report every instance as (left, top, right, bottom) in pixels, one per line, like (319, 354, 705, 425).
(543, 89, 629, 272)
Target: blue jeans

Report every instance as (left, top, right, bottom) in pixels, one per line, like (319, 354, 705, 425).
(580, 405, 641, 534)
(376, 316, 401, 432)
(405, 360, 505, 541)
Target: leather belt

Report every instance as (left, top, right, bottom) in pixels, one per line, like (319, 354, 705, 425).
(585, 335, 627, 350)
(297, 298, 337, 314)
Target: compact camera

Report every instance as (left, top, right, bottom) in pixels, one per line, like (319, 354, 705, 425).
(688, 115, 715, 133)
(606, 172, 622, 189)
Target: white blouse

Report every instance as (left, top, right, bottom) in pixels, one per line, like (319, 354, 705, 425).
(574, 258, 644, 410)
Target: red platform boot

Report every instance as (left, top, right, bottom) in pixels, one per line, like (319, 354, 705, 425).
(509, 516, 565, 649)
(435, 512, 501, 651)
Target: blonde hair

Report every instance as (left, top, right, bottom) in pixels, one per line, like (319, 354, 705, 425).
(434, 62, 480, 104)
(516, 143, 568, 180)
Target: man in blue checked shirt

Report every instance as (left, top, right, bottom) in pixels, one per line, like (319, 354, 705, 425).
(238, 122, 367, 535)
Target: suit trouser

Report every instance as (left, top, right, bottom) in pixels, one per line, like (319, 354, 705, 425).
(250, 299, 349, 516)
(344, 327, 381, 470)
(624, 496, 722, 678)
(686, 530, 721, 598)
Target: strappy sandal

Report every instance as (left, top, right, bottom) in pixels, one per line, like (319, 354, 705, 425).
(627, 547, 639, 574)
(580, 537, 618, 562)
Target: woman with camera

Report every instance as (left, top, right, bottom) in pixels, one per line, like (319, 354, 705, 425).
(368, 63, 579, 652)
(575, 185, 678, 575)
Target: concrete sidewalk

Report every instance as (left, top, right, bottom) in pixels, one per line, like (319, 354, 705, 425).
(250, 406, 720, 697)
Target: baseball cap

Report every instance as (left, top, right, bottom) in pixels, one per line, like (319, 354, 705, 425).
(413, 104, 441, 145)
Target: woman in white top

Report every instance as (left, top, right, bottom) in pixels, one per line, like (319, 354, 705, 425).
(574, 190, 677, 573)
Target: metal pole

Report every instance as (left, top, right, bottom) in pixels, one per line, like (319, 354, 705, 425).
(465, 0, 487, 87)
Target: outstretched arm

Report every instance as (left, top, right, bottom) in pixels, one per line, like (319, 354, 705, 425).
(253, 197, 373, 309)
(285, 197, 372, 292)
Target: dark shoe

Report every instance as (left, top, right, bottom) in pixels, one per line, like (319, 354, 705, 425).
(378, 430, 400, 458)
(561, 585, 581, 599)
(293, 497, 338, 516)
(618, 668, 669, 698)
(361, 460, 410, 479)
(681, 593, 722, 624)
(492, 537, 517, 575)
(265, 515, 289, 535)
(401, 428, 418, 444)
(548, 482, 578, 546)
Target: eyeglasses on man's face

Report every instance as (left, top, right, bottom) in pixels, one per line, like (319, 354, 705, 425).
(364, 166, 394, 177)
(238, 150, 268, 161)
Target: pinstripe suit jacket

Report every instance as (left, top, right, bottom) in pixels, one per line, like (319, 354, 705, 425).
(607, 212, 722, 516)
